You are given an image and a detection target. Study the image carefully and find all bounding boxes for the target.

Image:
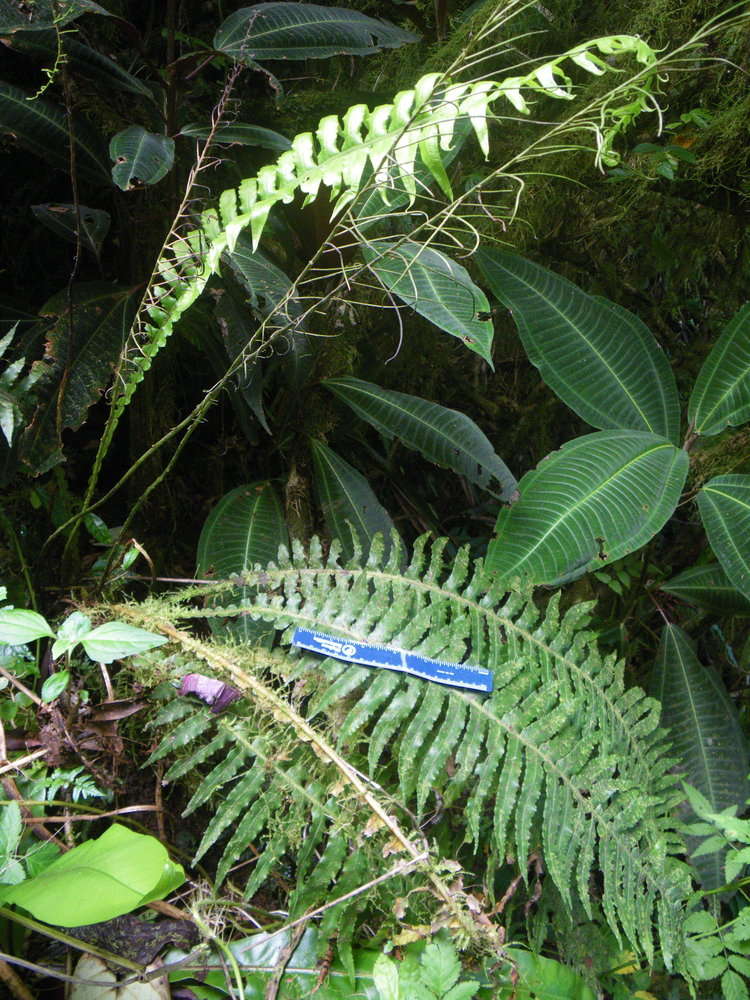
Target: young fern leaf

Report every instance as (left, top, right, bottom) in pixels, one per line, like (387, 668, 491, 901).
(102, 35, 657, 468)
(138, 533, 689, 970)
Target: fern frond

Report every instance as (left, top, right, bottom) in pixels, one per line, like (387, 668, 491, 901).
(104, 35, 658, 454)
(125, 534, 690, 968)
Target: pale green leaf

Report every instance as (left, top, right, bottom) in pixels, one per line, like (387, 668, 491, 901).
(0, 825, 184, 926)
(373, 954, 400, 1000)
(80, 623, 167, 664)
(364, 240, 494, 366)
(325, 377, 517, 500)
(722, 969, 749, 1000)
(486, 430, 688, 585)
(40, 670, 70, 703)
(689, 305, 750, 436)
(476, 250, 680, 442)
(0, 608, 54, 645)
(698, 475, 750, 599)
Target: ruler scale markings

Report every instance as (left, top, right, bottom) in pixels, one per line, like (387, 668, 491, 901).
(292, 628, 493, 693)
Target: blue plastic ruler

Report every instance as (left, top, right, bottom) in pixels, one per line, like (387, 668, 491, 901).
(292, 627, 493, 693)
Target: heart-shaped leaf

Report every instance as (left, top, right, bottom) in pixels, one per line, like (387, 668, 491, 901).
(0, 825, 184, 925)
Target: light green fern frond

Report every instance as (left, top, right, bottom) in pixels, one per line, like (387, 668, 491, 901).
(101, 36, 658, 455)
(127, 534, 690, 969)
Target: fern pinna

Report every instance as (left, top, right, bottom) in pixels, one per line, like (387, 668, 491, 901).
(127, 534, 689, 969)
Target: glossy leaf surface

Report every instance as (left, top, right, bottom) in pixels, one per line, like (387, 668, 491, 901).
(476, 250, 680, 442)
(197, 482, 289, 644)
(325, 377, 516, 500)
(311, 440, 397, 560)
(214, 3, 418, 62)
(689, 305, 750, 436)
(661, 564, 750, 616)
(364, 240, 494, 366)
(651, 625, 750, 889)
(0, 825, 184, 926)
(487, 430, 688, 585)
(109, 126, 175, 190)
(697, 475, 750, 599)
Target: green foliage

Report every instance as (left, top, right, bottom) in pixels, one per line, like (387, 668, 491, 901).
(213, 3, 419, 63)
(197, 481, 289, 644)
(324, 377, 517, 500)
(0, 824, 184, 926)
(689, 305, 750, 436)
(681, 783, 750, 1000)
(697, 475, 750, 599)
(661, 564, 750, 616)
(310, 440, 398, 558)
(374, 938, 481, 1000)
(650, 625, 750, 889)
(487, 431, 688, 584)
(363, 240, 494, 365)
(476, 250, 681, 443)
(109, 125, 175, 191)
(146, 532, 691, 968)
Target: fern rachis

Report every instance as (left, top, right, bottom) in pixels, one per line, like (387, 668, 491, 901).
(118, 535, 690, 969)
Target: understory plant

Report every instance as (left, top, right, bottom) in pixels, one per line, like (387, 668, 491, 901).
(1, 0, 750, 997)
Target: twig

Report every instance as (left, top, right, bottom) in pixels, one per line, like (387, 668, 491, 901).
(0, 667, 43, 707)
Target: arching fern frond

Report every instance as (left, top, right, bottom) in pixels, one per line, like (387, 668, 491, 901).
(99, 35, 658, 470)
(120, 534, 690, 970)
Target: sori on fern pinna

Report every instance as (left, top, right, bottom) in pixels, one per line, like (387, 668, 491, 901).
(117, 533, 692, 972)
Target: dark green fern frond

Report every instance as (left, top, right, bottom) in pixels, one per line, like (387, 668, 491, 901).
(138, 535, 691, 969)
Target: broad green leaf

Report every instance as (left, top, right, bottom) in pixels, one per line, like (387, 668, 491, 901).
(0, 81, 111, 185)
(697, 475, 750, 599)
(7, 30, 155, 101)
(40, 670, 70, 703)
(80, 623, 167, 664)
(0, 608, 54, 644)
(311, 440, 398, 561)
(476, 250, 680, 443)
(373, 954, 400, 1000)
(0, 825, 184, 925)
(19, 282, 138, 474)
(51, 610, 93, 659)
(31, 203, 110, 258)
(486, 430, 688, 585)
(214, 3, 418, 62)
(364, 240, 494, 366)
(197, 481, 289, 644)
(180, 122, 291, 153)
(223, 234, 306, 338)
(109, 126, 175, 190)
(650, 625, 750, 889)
(689, 305, 750, 436)
(0, 801, 22, 877)
(503, 949, 596, 1000)
(325, 377, 517, 500)
(661, 564, 750, 616)
(0, 0, 109, 32)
